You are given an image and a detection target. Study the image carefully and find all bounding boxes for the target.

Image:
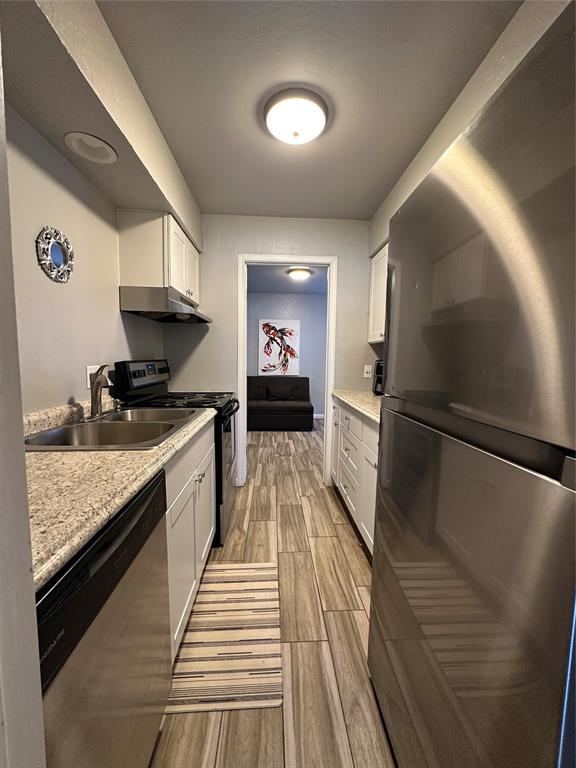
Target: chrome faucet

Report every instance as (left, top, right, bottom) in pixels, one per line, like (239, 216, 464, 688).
(89, 364, 110, 418)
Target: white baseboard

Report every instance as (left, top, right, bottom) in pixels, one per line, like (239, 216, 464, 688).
(314, 413, 325, 419)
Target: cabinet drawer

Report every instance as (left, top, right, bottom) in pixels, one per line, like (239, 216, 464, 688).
(339, 460, 360, 520)
(362, 418, 380, 455)
(340, 405, 362, 440)
(165, 420, 214, 509)
(340, 426, 361, 481)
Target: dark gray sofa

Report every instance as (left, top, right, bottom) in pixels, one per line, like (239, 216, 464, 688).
(247, 376, 314, 431)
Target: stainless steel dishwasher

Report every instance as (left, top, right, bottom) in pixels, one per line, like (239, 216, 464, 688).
(36, 471, 171, 768)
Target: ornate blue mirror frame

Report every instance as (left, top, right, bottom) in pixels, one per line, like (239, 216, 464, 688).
(36, 226, 74, 283)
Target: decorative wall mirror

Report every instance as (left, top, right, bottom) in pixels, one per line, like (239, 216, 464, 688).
(36, 226, 75, 283)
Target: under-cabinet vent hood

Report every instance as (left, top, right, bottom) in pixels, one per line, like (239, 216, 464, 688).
(119, 286, 212, 324)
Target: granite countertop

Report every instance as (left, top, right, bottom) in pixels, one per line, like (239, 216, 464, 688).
(26, 409, 216, 591)
(332, 390, 382, 424)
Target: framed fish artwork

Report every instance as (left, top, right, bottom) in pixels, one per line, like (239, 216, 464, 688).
(258, 319, 300, 375)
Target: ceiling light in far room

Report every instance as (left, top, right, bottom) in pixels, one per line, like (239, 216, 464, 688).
(64, 132, 118, 164)
(264, 88, 328, 145)
(287, 266, 312, 282)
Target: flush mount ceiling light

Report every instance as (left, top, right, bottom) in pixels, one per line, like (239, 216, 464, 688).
(287, 266, 312, 281)
(64, 132, 118, 164)
(264, 88, 328, 145)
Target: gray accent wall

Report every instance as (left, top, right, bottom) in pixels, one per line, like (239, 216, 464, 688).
(247, 291, 327, 414)
(6, 108, 164, 413)
(165, 214, 378, 394)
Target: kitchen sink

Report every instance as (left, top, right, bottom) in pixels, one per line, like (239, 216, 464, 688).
(97, 408, 196, 423)
(25, 419, 181, 451)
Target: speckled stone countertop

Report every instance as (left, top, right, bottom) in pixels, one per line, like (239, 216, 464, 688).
(26, 409, 216, 591)
(332, 390, 382, 424)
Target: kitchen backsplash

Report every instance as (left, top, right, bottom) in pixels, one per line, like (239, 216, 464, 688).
(23, 394, 116, 436)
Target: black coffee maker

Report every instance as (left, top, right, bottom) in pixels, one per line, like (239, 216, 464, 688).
(372, 360, 384, 395)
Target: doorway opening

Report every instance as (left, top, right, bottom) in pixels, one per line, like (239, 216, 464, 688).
(236, 255, 337, 486)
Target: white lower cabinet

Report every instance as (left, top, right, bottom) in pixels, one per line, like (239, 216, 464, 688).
(165, 421, 216, 661)
(332, 397, 379, 554)
(359, 446, 378, 552)
(194, 445, 216, 586)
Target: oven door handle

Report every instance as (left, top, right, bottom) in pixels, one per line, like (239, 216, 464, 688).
(223, 400, 240, 419)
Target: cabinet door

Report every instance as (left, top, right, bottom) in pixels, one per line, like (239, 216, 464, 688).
(368, 245, 388, 343)
(359, 447, 378, 553)
(185, 240, 200, 305)
(167, 479, 197, 660)
(194, 446, 216, 585)
(167, 216, 188, 296)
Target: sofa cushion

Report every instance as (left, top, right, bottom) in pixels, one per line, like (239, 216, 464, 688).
(246, 377, 269, 400)
(247, 375, 310, 401)
(267, 382, 294, 400)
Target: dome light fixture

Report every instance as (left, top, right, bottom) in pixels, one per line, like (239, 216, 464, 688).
(264, 88, 328, 145)
(287, 266, 312, 281)
(64, 132, 118, 164)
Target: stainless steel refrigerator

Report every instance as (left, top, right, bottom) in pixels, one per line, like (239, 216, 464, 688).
(367, 8, 575, 768)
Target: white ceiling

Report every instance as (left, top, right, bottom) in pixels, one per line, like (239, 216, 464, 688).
(248, 265, 328, 295)
(98, 0, 520, 220)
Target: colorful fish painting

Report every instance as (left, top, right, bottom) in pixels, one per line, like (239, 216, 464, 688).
(259, 319, 300, 375)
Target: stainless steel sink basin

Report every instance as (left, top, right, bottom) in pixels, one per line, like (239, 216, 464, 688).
(97, 408, 196, 423)
(25, 420, 179, 451)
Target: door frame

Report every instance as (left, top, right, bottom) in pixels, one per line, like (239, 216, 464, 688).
(236, 254, 337, 486)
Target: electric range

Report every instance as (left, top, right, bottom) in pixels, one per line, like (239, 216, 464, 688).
(111, 359, 239, 546)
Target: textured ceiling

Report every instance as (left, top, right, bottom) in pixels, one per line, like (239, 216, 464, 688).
(99, 0, 520, 219)
(248, 265, 328, 295)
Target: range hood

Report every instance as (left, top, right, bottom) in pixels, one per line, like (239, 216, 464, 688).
(119, 286, 212, 324)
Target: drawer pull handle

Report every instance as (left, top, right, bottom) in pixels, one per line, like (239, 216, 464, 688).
(344, 447, 350, 454)
(196, 471, 206, 484)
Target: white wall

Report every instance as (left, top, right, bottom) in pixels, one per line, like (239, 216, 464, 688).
(369, 0, 571, 253)
(165, 214, 377, 394)
(6, 108, 164, 413)
(0, 31, 46, 768)
(247, 290, 327, 413)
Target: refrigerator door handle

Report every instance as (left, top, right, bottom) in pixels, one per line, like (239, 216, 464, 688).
(561, 455, 576, 491)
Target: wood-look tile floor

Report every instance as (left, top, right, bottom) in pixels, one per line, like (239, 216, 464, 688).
(151, 421, 395, 768)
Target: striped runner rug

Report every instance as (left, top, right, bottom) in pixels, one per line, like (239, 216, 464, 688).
(165, 562, 282, 713)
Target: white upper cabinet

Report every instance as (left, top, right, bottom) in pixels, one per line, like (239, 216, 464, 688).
(368, 244, 388, 343)
(185, 238, 200, 306)
(118, 210, 201, 307)
(430, 233, 487, 312)
(167, 215, 188, 297)
(168, 216, 200, 304)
